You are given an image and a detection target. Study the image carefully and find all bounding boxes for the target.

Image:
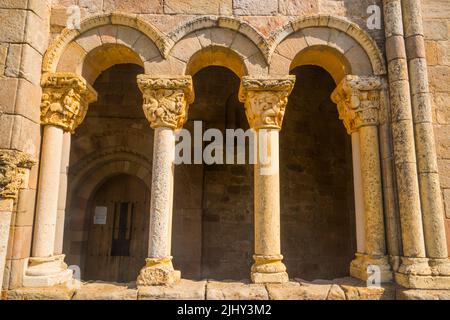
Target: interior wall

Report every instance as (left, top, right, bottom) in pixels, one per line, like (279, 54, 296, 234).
(280, 65, 356, 280)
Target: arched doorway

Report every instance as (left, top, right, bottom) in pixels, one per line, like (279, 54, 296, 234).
(280, 65, 356, 280)
(84, 174, 150, 282)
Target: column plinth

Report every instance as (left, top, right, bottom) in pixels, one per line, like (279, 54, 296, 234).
(25, 73, 97, 287)
(239, 76, 295, 284)
(136, 75, 193, 286)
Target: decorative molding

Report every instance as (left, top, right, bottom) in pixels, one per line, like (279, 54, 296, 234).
(42, 13, 170, 73)
(137, 75, 194, 130)
(239, 76, 296, 130)
(40, 73, 98, 133)
(331, 75, 383, 134)
(268, 15, 386, 76)
(0, 150, 36, 199)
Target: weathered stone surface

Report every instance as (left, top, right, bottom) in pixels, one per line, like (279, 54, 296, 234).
(139, 280, 206, 300)
(73, 282, 138, 300)
(397, 289, 450, 300)
(207, 281, 268, 300)
(103, 0, 163, 14)
(233, 0, 278, 15)
(164, 0, 231, 15)
(266, 281, 330, 300)
(6, 284, 75, 300)
(279, 0, 318, 16)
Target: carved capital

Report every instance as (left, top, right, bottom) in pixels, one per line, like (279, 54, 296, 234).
(137, 75, 194, 130)
(239, 76, 295, 130)
(331, 75, 383, 134)
(40, 73, 98, 133)
(0, 150, 36, 199)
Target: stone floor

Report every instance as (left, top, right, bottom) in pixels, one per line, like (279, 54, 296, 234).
(2, 277, 450, 300)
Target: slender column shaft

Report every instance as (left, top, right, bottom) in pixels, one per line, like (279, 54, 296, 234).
(239, 75, 295, 284)
(55, 132, 71, 255)
(254, 129, 281, 257)
(402, 0, 448, 262)
(33, 125, 64, 258)
(351, 132, 366, 254)
(25, 72, 96, 287)
(148, 127, 175, 258)
(359, 126, 386, 256)
(136, 74, 193, 286)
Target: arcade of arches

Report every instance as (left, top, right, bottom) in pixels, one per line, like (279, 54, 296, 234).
(2, 7, 450, 299)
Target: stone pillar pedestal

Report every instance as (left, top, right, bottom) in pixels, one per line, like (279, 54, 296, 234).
(332, 75, 393, 283)
(24, 73, 97, 287)
(239, 76, 295, 284)
(136, 75, 194, 286)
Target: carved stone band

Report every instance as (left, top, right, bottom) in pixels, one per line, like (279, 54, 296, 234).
(137, 75, 195, 130)
(239, 76, 296, 130)
(0, 150, 36, 199)
(40, 72, 98, 133)
(331, 75, 383, 134)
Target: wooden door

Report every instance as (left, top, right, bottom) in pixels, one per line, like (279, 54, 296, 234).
(84, 174, 150, 283)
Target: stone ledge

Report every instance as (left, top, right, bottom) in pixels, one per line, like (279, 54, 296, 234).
(4, 277, 450, 300)
(138, 279, 206, 300)
(73, 281, 138, 300)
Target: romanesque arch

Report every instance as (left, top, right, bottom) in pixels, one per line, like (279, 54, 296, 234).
(268, 15, 386, 81)
(42, 13, 168, 83)
(160, 17, 269, 77)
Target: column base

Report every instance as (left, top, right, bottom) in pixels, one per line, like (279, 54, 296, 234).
(395, 257, 450, 289)
(349, 253, 393, 283)
(23, 254, 72, 287)
(136, 256, 181, 286)
(251, 255, 289, 284)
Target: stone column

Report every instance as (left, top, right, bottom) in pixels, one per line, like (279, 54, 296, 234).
(351, 132, 366, 254)
(239, 76, 295, 283)
(0, 151, 35, 292)
(55, 132, 71, 255)
(136, 75, 194, 286)
(402, 0, 450, 276)
(332, 75, 393, 282)
(24, 73, 97, 287)
(383, 0, 439, 288)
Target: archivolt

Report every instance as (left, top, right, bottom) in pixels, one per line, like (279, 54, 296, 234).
(268, 15, 386, 76)
(42, 12, 171, 73)
(168, 16, 269, 61)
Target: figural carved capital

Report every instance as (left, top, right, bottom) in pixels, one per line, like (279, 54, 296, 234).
(331, 75, 383, 134)
(0, 150, 36, 199)
(40, 73, 98, 133)
(137, 75, 195, 130)
(239, 76, 296, 130)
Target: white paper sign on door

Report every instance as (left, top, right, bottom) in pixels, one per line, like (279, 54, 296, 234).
(94, 206, 107, 225)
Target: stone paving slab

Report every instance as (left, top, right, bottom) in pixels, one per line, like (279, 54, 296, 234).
(206, 280, 268, 300)
(138, 279, 206, 300)
(73, 281, 138, 300)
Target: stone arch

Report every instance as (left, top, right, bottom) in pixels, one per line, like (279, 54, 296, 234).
(150, 17, 269, 77)
(269, 15, 386, 80)
(43, 13, 170, 82)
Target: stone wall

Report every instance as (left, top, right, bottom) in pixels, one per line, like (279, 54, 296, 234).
(0, 0, 51, 289)
(423, 0, 450, 249)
